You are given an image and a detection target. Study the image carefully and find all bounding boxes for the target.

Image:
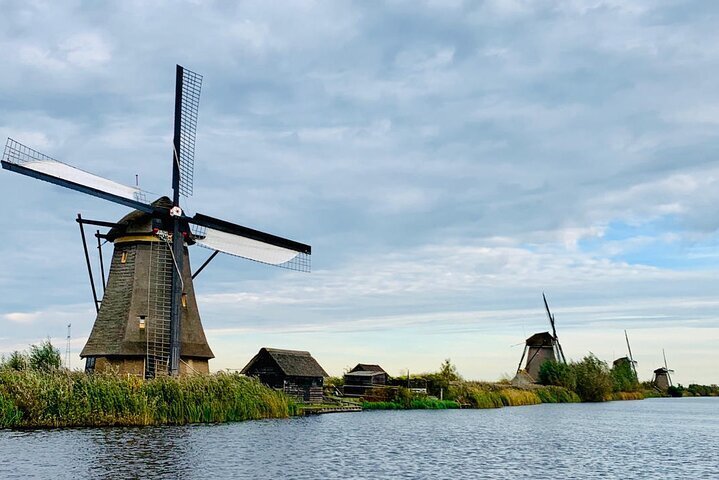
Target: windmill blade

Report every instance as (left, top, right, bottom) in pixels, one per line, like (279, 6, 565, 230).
(172, 65, 202, 199)
(625, 329, 638, 378)
(543, 292, 567, 363)
(2, 138, 153, 213)
(189, 212, 311, 272)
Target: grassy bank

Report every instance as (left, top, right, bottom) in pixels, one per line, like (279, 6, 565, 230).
(0, 370, 295, 428)
(360, 382, 580, 411)
(362, 398, 459, 410)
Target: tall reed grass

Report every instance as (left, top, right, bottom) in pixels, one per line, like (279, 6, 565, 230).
(362, 399, 459, 410)
(0, 370, 294, 428)
(610, 391, 645, 401)
(535, 385, 581, 403)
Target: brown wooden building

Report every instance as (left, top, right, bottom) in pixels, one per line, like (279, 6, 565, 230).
(343, 364, 389, 396)
(241, 348, 328, 403)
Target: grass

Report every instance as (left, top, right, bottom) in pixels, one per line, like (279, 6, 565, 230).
(535, 385, 581, 403)
(610, 391, 645, 401)
(362, 399, 460, 410)
(0, 369, 295, 428)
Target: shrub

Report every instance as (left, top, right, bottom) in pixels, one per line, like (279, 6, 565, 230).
(538, 360, 576, 390)
(572, 354, 613, 402)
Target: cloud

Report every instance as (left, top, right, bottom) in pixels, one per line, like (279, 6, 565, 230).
(3, 312, 41, 324)
(0, 1, 718, 383)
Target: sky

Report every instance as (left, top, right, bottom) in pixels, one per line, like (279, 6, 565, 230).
(1, 0, 718, 385)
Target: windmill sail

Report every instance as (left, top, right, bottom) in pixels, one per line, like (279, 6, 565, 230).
(173, 65, 202, 198)
(2, 138, 152, 212)
(189, 213, 311, 272)
(543, 293, 567, 364)
(625, 329, 638, 379)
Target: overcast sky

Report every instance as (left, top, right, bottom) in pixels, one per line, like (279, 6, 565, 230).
(1, 0, 717, 384)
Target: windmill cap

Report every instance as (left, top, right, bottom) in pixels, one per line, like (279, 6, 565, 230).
(106, 196, 174, 241)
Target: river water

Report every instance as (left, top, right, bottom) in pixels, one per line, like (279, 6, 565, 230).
(1, 397, 717, 479)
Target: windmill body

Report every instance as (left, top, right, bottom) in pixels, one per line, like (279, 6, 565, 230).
(652, 349, 674, 391)
(652, 368, 673, 390)
(2, 65, 311, 377)
(519, 331, 558, 381)
(80, 197, 214, 376)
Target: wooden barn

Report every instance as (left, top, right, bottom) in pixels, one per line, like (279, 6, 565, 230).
(241, 348, 328, 404)
(343, 364, 389, 397)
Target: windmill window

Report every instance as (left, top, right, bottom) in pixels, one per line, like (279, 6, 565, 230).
(121, 252, 127, 264)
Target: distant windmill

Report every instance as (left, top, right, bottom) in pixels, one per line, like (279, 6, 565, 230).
(1, 65, 311, 378)
(515, 293, 567, 381)
(652, 349, 674, 391)
(613, 329, 638, 382)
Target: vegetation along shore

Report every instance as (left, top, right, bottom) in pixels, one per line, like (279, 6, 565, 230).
(1, 343, 716, 429)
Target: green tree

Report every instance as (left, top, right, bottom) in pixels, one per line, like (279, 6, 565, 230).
(573, 353, 612, 402)
(538, 360, 576, 390)
(610, 360, 639, 392)
(28, 340, 61, 372)
(2, 351, 29, 371)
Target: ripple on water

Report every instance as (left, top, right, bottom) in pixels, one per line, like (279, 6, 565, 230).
(1, 398, 718, 479)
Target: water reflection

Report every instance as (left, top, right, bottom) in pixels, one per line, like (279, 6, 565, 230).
(1, 398, 718, 479)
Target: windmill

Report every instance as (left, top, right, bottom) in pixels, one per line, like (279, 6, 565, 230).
(1, 65, 311, 378)
(515, 293, 567, 382)
(652, 349, 674, 391)
(613, 329, 638, 383)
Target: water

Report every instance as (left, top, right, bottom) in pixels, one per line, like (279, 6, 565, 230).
(1, 398, 717, 479)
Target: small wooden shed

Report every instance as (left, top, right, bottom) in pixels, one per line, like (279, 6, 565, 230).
(241, 348, 328, 404)
(343, 364, 389, 396)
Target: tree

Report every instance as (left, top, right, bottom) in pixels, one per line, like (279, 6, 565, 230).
(573, 353, 612, 402)
(2, 351, 29, 371)
(438, 358, 461, 383)
(28, 340, 61, 372)
(610, 360, 639, 392)
(538, 360, 576, 390)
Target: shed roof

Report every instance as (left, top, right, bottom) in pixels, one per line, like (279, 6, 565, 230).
(241, 347, 328, 378)
(349, 363, 387, 373)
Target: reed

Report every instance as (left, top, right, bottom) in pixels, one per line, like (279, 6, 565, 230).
(498, 388, 542, 406)
(0, 369, 294, 428)
(535, 385, 581, 403)
(362, 399, 459, 410)
(611, 391, 645, 401)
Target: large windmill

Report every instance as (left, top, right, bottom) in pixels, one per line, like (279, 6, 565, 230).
(1, 65, 311, 377)
(515, 293, 567, 381)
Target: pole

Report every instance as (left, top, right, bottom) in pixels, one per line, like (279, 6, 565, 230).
(77, 214, 99, 313)
(192, 250, 219, 279)
(168, 64, 184, 377)
(65, 323, 71, 369)
(96, 230, 106, 294)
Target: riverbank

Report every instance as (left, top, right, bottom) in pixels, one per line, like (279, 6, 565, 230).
(0, 370, 295, 428)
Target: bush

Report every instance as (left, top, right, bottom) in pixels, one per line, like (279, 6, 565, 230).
(538, 360, 576, 390)
(572, 354, 613, 402)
